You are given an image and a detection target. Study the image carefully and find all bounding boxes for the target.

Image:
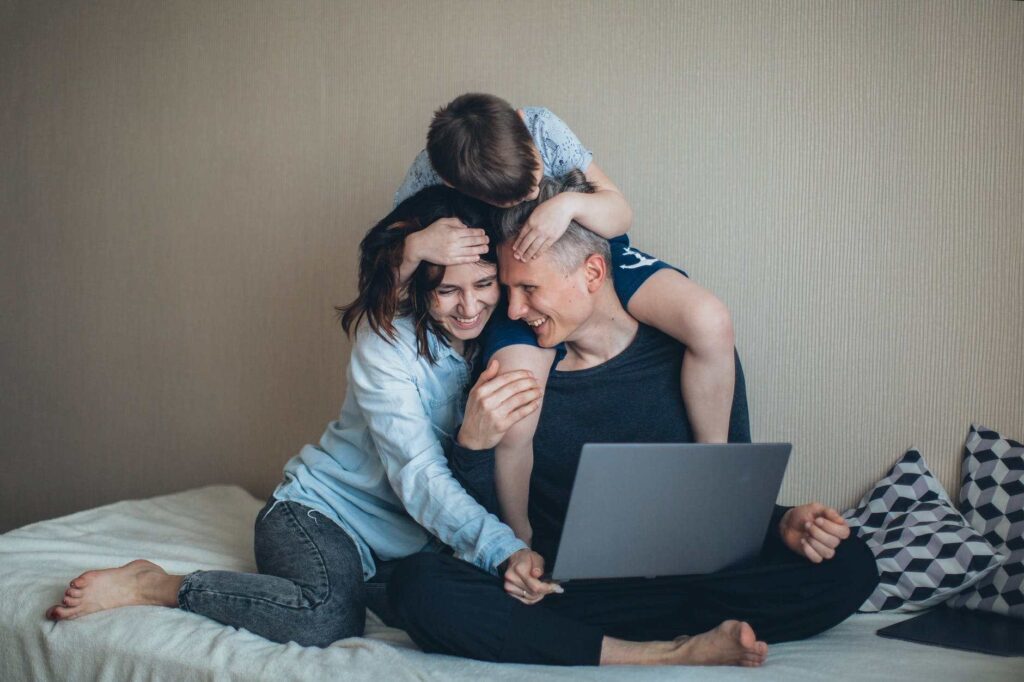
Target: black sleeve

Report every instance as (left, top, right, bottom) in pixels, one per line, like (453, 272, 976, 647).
(447, 430, 500, 515)
(768, 504, 791, 541)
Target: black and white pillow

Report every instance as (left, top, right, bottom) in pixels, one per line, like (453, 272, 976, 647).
(947, 424, 1024, 618)
(843, 449, 1004, 612)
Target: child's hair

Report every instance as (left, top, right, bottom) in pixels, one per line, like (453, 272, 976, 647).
(337, 186, 497, 363)
(427, 93, 540, 206)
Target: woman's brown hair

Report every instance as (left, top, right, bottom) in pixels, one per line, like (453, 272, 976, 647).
(337, 186, 497, 363)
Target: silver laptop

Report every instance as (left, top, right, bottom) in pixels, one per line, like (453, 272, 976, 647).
(550, 443, 791, 581)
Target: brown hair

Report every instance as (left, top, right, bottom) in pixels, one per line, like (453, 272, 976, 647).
(337, 186, 497, 363)
(426, 93, 539, 206)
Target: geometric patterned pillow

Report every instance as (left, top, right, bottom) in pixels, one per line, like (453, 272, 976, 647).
(947, 424, 1024, 619)
(843, 448, 1005, 612)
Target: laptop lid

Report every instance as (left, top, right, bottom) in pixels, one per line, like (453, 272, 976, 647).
(550, 443, 791, 581)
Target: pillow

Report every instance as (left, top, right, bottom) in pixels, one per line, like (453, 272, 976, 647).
(947, 424, 1024, 618)
(842, 449, 1004, 612)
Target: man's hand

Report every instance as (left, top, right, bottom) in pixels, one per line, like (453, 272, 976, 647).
(501, 548, 563, 605)
(512, 193, 577, 261)
(457, 360, 542, 451)
(405, 217, 490, 268)
(778, 503, 851, 563)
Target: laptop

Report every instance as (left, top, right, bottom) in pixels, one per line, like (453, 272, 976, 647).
(549, 443, 791, 582)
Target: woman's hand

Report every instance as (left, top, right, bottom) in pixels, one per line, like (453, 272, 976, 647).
(405, 217, 490, 268)
(501, 548, 563, 605)
(457, 360, 542, 451)
(779, 503, 851, 563)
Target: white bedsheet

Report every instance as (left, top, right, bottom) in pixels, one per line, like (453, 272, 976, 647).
(1, 485, 1019, 681)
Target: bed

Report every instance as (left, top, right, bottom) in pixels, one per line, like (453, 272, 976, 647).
(2, 485, 1019, 681)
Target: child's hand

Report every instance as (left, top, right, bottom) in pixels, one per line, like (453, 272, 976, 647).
(407, 217, 490, 266)
(512, 193, 577, 261)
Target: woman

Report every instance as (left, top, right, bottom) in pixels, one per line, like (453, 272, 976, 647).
(45, 187, 541, 647)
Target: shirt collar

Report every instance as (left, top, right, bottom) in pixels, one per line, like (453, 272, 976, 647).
(426, 326, 460, 362)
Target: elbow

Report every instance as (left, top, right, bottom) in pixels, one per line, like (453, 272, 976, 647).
(693, 299, 735, 356)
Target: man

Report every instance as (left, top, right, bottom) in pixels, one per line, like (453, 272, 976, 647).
(387, 172, 879, 668)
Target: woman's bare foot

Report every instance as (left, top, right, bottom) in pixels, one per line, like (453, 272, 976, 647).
(600, 620, 768, 667)
(45, 560, 184, 621)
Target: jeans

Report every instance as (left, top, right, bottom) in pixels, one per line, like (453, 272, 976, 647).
(177, 498, 396, 647)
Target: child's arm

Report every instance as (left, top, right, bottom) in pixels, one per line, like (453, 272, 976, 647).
(627, 270, 736, 443)
(512, 162, 633, 261)
(490, 343, 555, 546)
(397, 218, 490, 283)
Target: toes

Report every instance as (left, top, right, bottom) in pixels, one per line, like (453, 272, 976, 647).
(62, 596, 82, 607)
(48, 605, 77, 621)
(736, 621, 757, 648)
(66, 587, 84, 599)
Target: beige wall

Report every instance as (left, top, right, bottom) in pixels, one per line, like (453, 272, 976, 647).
(2, 1, 1022, 532)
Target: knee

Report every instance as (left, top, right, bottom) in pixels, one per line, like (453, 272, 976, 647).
(388, 553, 457, 630)
(829, 533, 880, 611)
(277, 585, 366, 648)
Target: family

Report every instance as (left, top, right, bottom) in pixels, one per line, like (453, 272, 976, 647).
(46, 93, 879, 668)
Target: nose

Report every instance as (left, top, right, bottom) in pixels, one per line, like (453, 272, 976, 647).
(459, 292, 481, 317)
(506, 288, 529, 321)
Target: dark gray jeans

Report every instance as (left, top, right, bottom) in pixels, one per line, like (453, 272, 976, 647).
(177, 498, 396, 647)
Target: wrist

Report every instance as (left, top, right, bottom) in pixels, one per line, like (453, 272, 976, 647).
(401, 232, 422, 268)
(558, 191, 583, 222)
(779, 508, 794, 536)
(499, 547, 527, 574)
(456, 428, 486, 452)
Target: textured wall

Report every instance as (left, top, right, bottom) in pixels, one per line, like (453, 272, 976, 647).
(2, 1, 1022, 532)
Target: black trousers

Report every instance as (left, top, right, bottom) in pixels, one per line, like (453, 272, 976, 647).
(387, 531, 879, 666)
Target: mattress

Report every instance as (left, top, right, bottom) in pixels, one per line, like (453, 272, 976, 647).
(1, 485, 1019, 681)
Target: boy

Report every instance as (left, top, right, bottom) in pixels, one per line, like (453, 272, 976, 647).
(396, 93, 735, 551)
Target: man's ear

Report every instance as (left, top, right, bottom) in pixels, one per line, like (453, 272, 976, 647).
(582, 253, 608, 293)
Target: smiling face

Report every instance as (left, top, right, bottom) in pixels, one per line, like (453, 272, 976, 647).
(497, 243, 596, 348)
(428, 261, 501, 344)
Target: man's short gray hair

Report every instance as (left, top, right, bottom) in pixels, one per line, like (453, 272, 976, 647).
(495, 170, 611, 273)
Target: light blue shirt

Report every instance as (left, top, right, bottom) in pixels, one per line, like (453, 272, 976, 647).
(394, 106, 594, 205)
(273, 317, 526, 579)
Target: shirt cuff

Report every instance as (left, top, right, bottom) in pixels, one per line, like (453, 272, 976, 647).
(450, 439, 495, 469)
(480, 537, 529, 577)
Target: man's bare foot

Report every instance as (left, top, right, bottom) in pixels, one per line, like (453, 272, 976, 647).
(600, 620, 768, 667)
(670, 620, 768, 667)
(45, 560, 184, 621)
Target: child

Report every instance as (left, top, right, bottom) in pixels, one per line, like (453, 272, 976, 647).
(396, 93, 735, 547)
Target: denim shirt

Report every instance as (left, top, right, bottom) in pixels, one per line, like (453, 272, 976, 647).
(274, 316, 526, 579)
